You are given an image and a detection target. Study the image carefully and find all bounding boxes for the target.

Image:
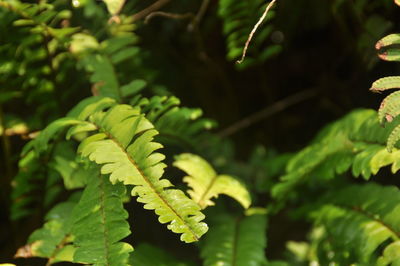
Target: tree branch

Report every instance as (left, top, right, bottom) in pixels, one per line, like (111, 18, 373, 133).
(131, 0, 172, 22)
(218, 89, 317, 137)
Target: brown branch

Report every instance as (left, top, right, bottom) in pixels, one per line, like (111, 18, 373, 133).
(145, 11, 193, 24)
(237, 0, 277, 64)
(188, 0, 211, 31)
(218, 89, 317, 138)
(131, 0, 172, 22)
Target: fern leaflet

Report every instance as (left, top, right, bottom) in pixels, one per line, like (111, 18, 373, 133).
(173, 153, 251, 209)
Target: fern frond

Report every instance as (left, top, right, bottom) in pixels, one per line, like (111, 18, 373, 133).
(201, 213, 268, 266)
(129, 243, 192, 266)
(141, 96, 216, 148)
(376, 33, 400, 61)
(15, 198, 78, 264)
(74, 35, 140, 101)
(71, 171, 133, 265)
(173, 153, 251, 209)
(78, 104, 208, 242)
(218, 0, 281, 69)
(272, 109, 400, 199)
(312, 183, 400, 264)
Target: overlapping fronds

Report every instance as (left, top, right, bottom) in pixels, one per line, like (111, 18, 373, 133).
(15, 197, 78, 264)
(173, 153, 251, 209)
(272, 109, 400, 199)
(130, 95, 215, 150)
(310, 183, 400, 264)
(71, 172, 132, 265)
(72, 33, 141, 101)
(32, 100, 208, 243)
(218, 0, 281, 69)
(200, 213, 268, 266)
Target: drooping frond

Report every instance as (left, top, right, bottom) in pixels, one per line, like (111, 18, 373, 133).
(173, 153, 251, 209)
(200, 213, 268, 266)
(78, 104, 208, 242)
(129, 243, 193, 266)
(272, 109, 400, 199)
(15, 197, 78, 264)
(310, 183, 400, 264)
(71, 172, 133, 266)
(218, 0, 281, 69)
(32, 99, 208, 243)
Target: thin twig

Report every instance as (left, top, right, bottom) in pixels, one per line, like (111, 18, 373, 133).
(218, 89, 317, 137)
(145, 11, 193, 24)
(236, 0, 277, 64)
(188, 0, 211, 31)
(131, 0, 171, 22)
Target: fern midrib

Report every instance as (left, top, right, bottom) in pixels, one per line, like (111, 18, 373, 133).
(197, 174, 219, 207)
(231, 216, 242, 266)
(95, 124, 200, 241)
(99, 174, 111, 265)
(338, 204, 400, 239)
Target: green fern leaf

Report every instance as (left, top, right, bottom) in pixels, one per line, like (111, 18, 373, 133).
(103, 0, 125, 15)
(378, 90, 400, 125)
(377, 241, 400, 266)
(173, 153, 251, 209)
(78, 105, 208, 243)
(312, 183, 400, 264)
(370, 76, 400, 92)
(201, 213, 268, 266)
(272, 109, 400, 199)
(376, 33, 400, 50)
(71, 172, 133, 265)
(387, 123, 400, 152)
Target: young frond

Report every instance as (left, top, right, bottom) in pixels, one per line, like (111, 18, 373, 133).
(173, 153, 251, 209)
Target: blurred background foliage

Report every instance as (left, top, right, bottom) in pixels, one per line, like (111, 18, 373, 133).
(1, 0, 400, 263)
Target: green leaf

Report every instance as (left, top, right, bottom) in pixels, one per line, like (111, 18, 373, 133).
(371, 76, 400, 92)
(78, 105, 208, 243)
(378, 90, 400, 125)
(103, 0, 125, 15)
(15, 199, 77, 262)
(201, 213, 268, 266)
(377, 241, 400, 266)
(312, 183, 400, 263)
(376, 33, 400, 50)
(173, 153, 251, 209)
(82, 54, 120, 100)
(71, 172, 133, 265)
